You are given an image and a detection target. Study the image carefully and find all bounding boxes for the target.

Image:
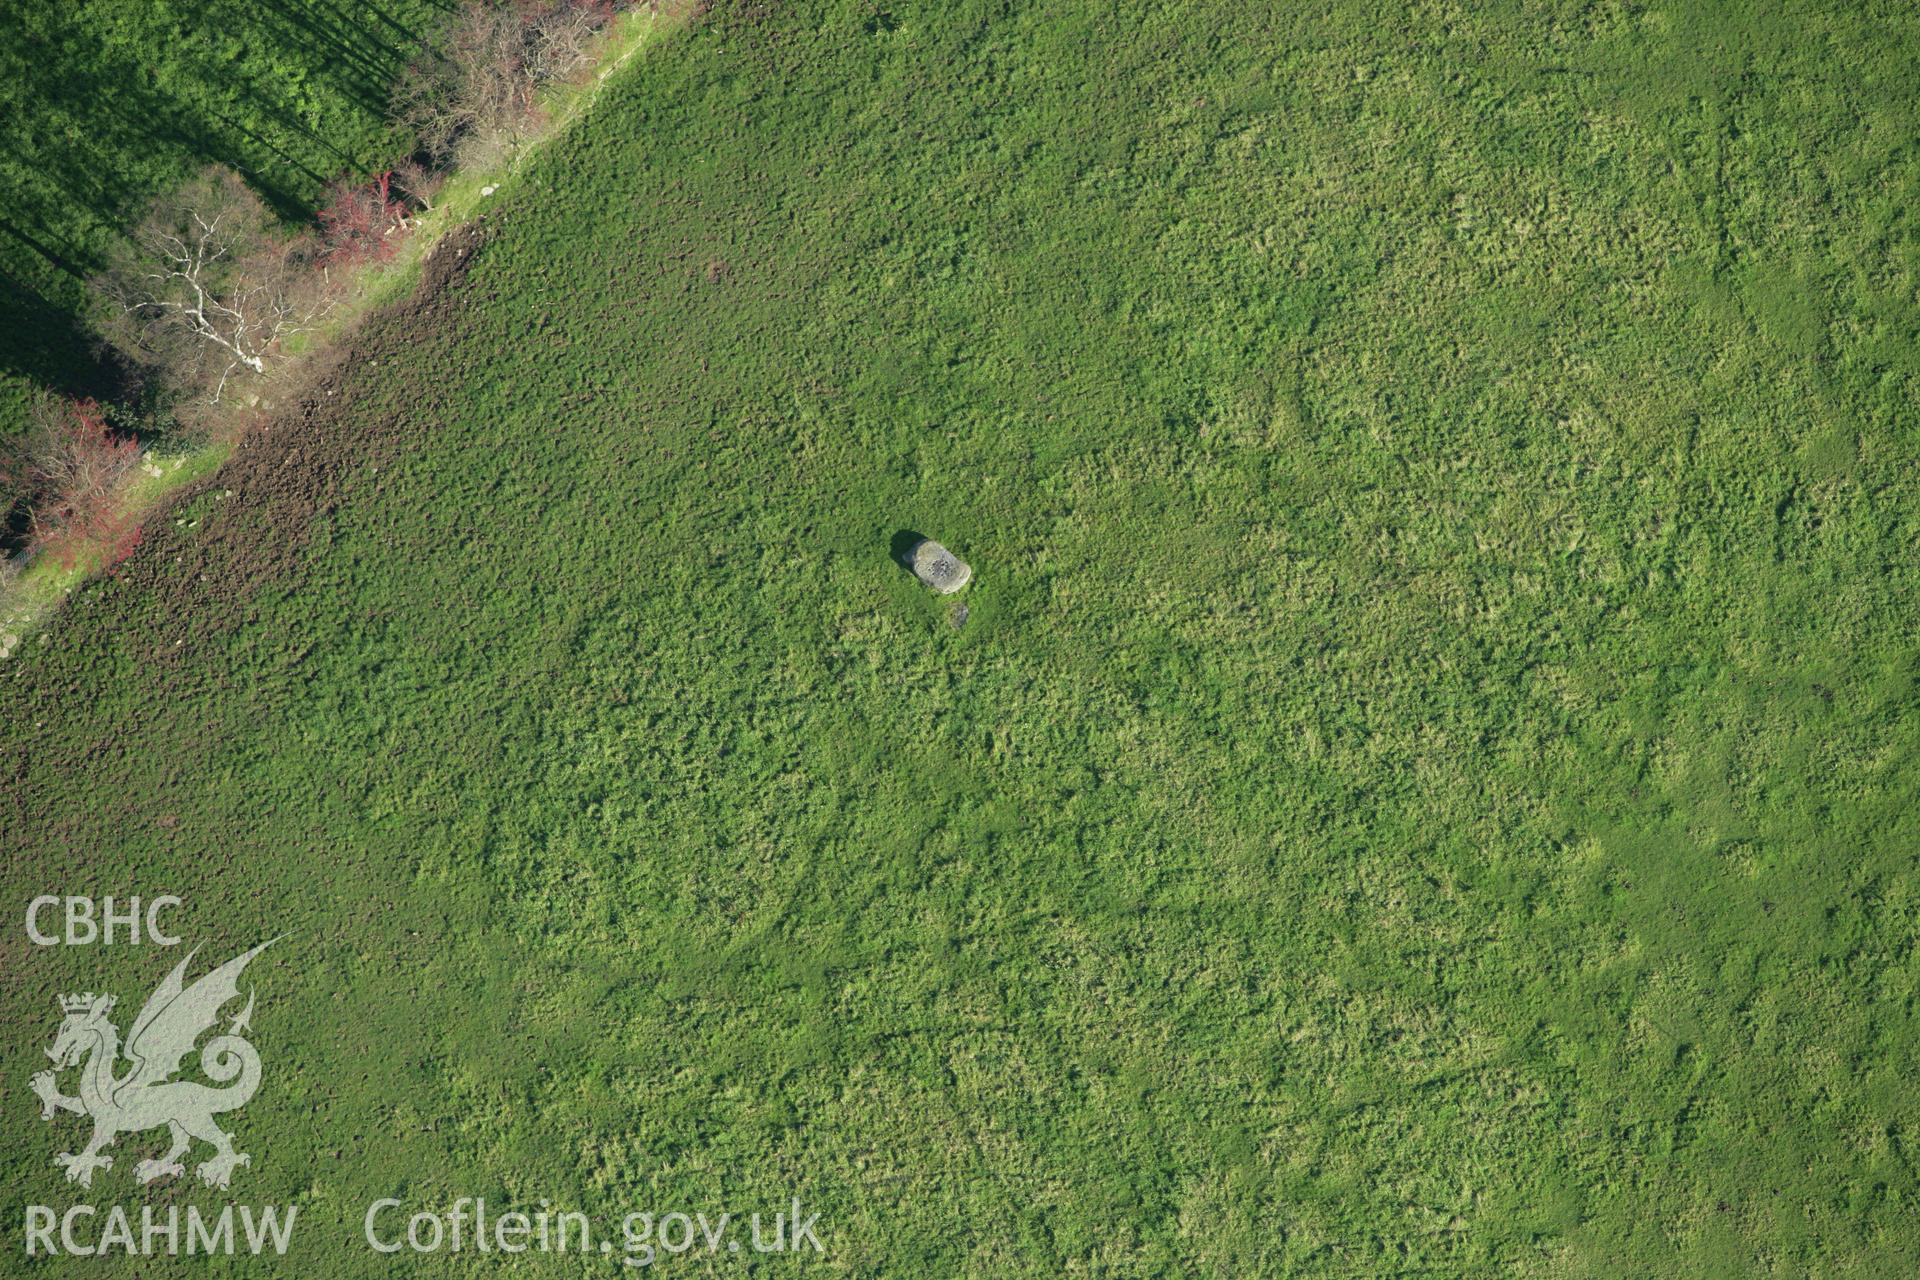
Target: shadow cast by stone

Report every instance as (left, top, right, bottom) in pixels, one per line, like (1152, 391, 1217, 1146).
(889, 529, 928, 572)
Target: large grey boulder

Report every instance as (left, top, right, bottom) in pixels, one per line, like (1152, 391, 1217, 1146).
(909, 538, 971, 594)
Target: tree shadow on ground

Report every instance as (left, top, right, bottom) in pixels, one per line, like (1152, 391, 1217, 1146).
(0, 268, 129, 407)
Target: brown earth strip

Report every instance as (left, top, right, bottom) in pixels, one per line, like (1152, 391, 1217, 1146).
(67, 220, 494, 673)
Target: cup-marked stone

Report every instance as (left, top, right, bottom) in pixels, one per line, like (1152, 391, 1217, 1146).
(909, 539, 971, 594)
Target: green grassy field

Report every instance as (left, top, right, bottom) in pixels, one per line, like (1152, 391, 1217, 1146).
(5, 1, 1920, 1274)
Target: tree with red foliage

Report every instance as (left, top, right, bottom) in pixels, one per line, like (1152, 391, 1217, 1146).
(317, 170, 408, 269)
(7, 396, 144, 569)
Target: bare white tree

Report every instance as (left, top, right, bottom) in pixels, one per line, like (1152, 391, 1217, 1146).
(95, 169, 330, 403)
